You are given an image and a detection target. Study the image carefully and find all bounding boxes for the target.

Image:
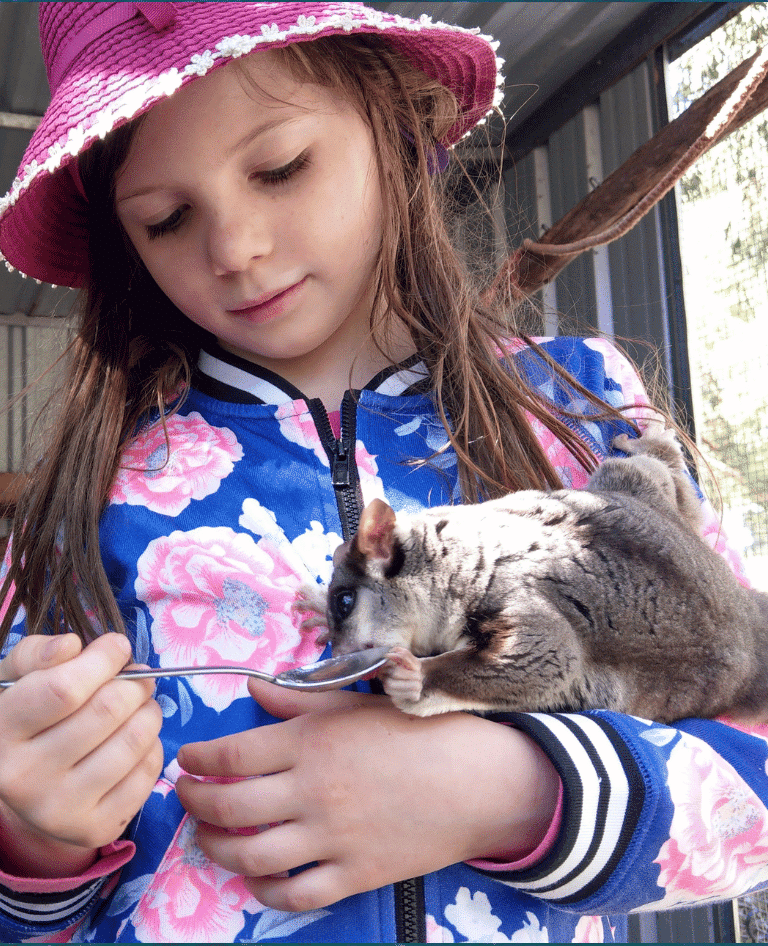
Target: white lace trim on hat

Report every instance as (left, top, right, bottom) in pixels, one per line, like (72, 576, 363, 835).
(0, 7, 504, 282)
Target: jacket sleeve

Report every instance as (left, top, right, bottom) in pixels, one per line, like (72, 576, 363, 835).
(474, 337, 768, 913)
(475, 710, 768, 914)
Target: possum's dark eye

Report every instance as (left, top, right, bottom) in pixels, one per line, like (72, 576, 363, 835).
(330, 588, 357, 622)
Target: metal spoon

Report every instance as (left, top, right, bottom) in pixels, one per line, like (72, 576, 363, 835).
(0, 646, 391, 692)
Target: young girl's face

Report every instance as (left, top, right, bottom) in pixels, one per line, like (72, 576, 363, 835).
(115, 50, 393, 394)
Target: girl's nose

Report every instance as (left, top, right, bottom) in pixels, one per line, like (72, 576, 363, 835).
(208, 204, 271, 276)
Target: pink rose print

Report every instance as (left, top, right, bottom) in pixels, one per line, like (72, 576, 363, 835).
(702, 518, 753, 586)
(355, 441, 378, 480)
(275, 403, 329, 466)
(654, 733, 768, 905)
(0, 539, 23, 631)
(112, 412, 243, 516)
(573, 915, 605, 942)
(526, 414, 591, 490)
(497, 336, 535, 359)
(135, 526, 321, 710)
(132, 816, 261, 942)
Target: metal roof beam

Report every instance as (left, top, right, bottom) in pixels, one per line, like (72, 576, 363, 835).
(0, 111, 41, 131)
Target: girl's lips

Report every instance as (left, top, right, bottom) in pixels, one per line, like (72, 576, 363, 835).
(228, 278, 306, 323)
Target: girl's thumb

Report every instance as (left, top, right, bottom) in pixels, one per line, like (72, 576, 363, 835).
(247, 676, 382, 719)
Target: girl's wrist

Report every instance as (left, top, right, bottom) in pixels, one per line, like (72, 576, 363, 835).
(0, 796, 99, 879)
(471, 722, 561, 863)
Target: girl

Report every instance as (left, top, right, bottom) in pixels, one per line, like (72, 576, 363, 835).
(0, 3, 766, 942)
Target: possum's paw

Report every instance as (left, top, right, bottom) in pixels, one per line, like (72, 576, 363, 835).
(381, 646, 424, 708)
(613, 419, 685, 471)
(291, 582, 330, 644)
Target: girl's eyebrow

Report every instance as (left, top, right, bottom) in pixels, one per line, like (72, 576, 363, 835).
(225, 115, 299, 159)
(117, 116, 299, 203)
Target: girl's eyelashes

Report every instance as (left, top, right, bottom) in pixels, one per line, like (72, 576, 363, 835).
(142, 151, 311, 241)
(257, 150, 311, 186)
(146, 206, 188, 241)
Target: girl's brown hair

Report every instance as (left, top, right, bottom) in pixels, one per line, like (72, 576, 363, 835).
(1, 35, 632, 645)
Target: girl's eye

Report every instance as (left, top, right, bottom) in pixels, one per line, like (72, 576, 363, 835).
(258, 151, 310, 186)
(146, 206, 188, 241)
(140, 151, 309, 241)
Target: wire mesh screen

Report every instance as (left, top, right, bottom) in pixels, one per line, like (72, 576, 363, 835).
(668, 3, 768, 594)
(741, 889, 768, 942)
(0, 318, 72, 543)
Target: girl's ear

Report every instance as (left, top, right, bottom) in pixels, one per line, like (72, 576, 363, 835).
(354, 498, 397, 563)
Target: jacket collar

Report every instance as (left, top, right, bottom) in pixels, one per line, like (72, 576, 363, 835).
(194, 342, 430, 406)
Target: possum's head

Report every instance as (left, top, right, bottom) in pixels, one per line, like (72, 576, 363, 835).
(326, 499, 447, 656)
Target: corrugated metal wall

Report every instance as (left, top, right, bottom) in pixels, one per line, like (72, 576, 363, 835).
(0, 313, 72, 537)
(1, 315, 71, 467)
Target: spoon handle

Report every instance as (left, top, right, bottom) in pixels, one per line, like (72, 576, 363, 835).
(0, 665, 278, 688)
(115, 666, 279, 683)
(0, 647, 391, 691)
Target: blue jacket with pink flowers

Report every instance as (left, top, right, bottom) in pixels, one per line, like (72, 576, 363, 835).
(2, 336, 768, 944)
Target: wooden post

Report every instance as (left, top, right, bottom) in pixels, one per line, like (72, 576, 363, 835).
(0, 472, 25, 520)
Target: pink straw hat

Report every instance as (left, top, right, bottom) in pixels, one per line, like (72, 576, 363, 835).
(0, 2, 503, 289)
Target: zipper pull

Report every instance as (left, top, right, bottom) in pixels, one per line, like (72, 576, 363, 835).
(332, 440, 351, 487)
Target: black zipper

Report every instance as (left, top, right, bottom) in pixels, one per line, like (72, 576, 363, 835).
(309, 393, 426, 943)
(309, 392, 362, 538)
(395, 875, 426, 943)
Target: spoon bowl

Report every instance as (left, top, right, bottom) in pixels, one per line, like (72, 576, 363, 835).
(0, 646, 391, 692)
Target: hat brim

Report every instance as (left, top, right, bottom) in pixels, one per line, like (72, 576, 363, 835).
(0, 2, 502, 287)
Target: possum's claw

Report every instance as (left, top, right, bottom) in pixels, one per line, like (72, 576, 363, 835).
(291, 582, 330, 642)
(612, 420, 687, 472)
(612, 432, 635, 454)
(381, 646, 424, 706)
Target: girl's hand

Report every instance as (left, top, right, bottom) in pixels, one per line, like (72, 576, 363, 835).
(176, 681, 559, 912)
(0, 632, 163, 878)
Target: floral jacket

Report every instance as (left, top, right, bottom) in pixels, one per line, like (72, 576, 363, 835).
(1, 336, 767, 944)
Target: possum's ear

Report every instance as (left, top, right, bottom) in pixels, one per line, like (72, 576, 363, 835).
(332, 538, 351, 567)
(355, 498, 396, 563)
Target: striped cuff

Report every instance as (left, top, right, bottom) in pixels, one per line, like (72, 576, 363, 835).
(476, 712, 645, 904)
(0, 875, 107, 926)
(0, 838, 134, 934)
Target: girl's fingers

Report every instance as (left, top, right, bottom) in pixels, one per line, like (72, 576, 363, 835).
(176, 769, 297, 830)
(244, 862, 349, 914)
(0, 632, 82, 681)
(179, 681, 388, 777)
(179, 714, 300, 778)
(194, 820, 320, 880)
(33, 729, 165, 851)
(68, 696, 164, 798)
(246, 676, 384, 720)
(0, 697, 163, 850)
(0, 686, 162, 842)
(34, 671, 158, 770)
(0, 633, 136, 739)
(79, 738, 165, 848)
